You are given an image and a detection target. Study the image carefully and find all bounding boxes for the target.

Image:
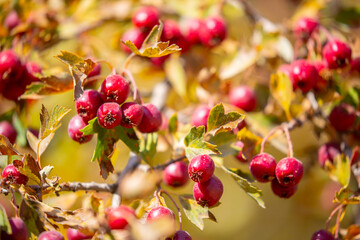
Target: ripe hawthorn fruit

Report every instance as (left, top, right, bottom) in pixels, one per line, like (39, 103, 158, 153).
(120, 102, 144, 128)
(97, 102, 123, 129)
(121, 28, 147, 53)
(66, 228, 92, 240)
(146, 206, 175, 222)
(184, 18, 203, 45)
(322, 39, 352, 69)
(132, 6, 159, 31)
(199, 17, 227, 47)
(137, 103, 162, 133)
(107, 206, 136, 230)
(228, 86, 257, 112)
(311, 229, 335, 240)
(249, 153, 277, 183)
(173, 230, 192, 240)
(0, 50, 23, 84)
(193, 175, 223, 207)
(100, 74, 129, 105)
(76, 90, 103, 123)
(293, 17, 319, 41)
(38, 231, 64, 240)
(290, 60, 318, 93)
(188, 155, 215, 183)
(2, 164, 28, 185)
(329, 103, 355, 132)
(163, 161, 189, 187)
(318, 142, 341, 168)
(275, 157, 304, 187)
(1, 217, 28, 240)
(0, 121, 17, 144)
(68, 115, 93, 143)
(191, 105, 210, 129)
(271, 178, 298, 199)
(161, 20, 189, 53)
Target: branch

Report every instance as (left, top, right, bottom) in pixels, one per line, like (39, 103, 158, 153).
(152, 156, 187, 170)
(28, 181, 117, 193)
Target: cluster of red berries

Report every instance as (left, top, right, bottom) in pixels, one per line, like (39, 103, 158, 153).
(68, 73, 162, 143)
(249, 153, 304, 198)
(1, 163, 28, 185)
(0, 49, 42, 101)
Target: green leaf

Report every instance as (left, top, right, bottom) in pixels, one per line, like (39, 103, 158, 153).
(270, 72, 293, 120)
(115, 126, 140, 154)
(184, 126, 220, 160)
(12, 114, 27, 146)
(141, 23, 163, 49)
(80, 118, 101, 135)
(0, 205, 11, 235)
(55, 50, 96, 75)
(123, 40, 181, 58)
(326, 154, 351, 188)
(139, 133, 157, 164)
(168, 113, 178, 134)
(19, 199, 46, 236)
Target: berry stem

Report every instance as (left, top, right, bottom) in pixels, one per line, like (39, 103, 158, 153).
(160, 189, 183, 230)
(293, 40, 302, 61)
(306, 38, 315, 60)
(335, 205, 346, 238)
(122, 69, 143, 104)
(96, 60, 114, 73)
(325, 204, 343, 230)
(260, 126, 282, 153)
(319, 26, 334, 41)
(123, 53, 135, 70)
(281, 124, 294, 158)
(153, 155, 187, 170)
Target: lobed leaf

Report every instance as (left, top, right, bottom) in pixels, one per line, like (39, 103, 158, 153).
(55, 51, 96, 75)
(326, 154, 351, 188)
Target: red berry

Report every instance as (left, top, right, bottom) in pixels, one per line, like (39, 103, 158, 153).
(66, 229, 92, 240)
(163, 161, 189, 187)
(97, 102, 122, 129)
(161, 20, 189, 53)
(146, 206, 175, 222)
(185, 18, 203, 45)
(38, 231, 64, 240)
(329, 103, 355, 132)
(311, 230, 334, 240)
(322, 39, 352, 69)
(1, 164, 28, 185)
(293, 17, 319, 41)
(4, 11, 20, 30)
(120, 102, 144, 128)
(0, 50, 23, 84)
(191, 105, 210, 129)
(318, 143, 341, 168)
(234, 141, 246, 162)
(87, 63, 101, 78)
(188, 155, 215, 183)
(351, 57, 360, 74)
(173, 230, 192, 240)
(132, 6, 159, 30)
(275, 157, 304, 187)
(76, 90, 103, 123)
(1, 217, 28, 240)
(229, 86, 257, 112)
(100, 74, 130, 104)
(249, 153, 277, 182)
(107, 206, 136, 230)
(121, 28, 147, 53)
(137, 103, 162, 133)
(271, 178, 298, 198)
(150, 55, 169, 67)
(68, 115, 93, 143)
(199, 17, 227, 47)
(290, 60, 318, 93)
(25, 61, 42, 84)
(2, 79, 27, 101)
(0, 121, 17, 144)
(193, 175, 223, 207)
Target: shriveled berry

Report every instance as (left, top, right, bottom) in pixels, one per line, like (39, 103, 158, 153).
(185, 18, 203, 45)
(68, 115, 93, 143)
(188, 155, 215, 183)
(163, 161, 189, 187)
(146, 206, 175, 222)
(322, 39, 352, 69)
(132, 6, 159, 30)
(191, 105, 210, 129)
(293, 17, 319, 41)
(38, 231, 64, 240)
(234, 141, 246, 162)
(173, 230, 192, 240)
(0, 121, 17, 144)
(76, 90, 103, 123)
(137, 103, 162, 133)
(318, 143, 341, 168)
(229, 86, 257, 112)
(199, 17, 227, 47)
(121, 102, 144, 128)
(100, 74, 129, 104)
(271, 178, 298, 198)
(4, 11, 20, 30)
(1, 217, 28, 240)
(97, 102, 122, 129)
(290, 60, 318, 93)
(275, 157, 304, 187)
(311, 229, 334, 240)
(1, 164, 28, 185)
(329, 103, 355, 132)
(121, 28, 147, 53)
(0, 50, 23, 84)
(107, 206, 136, 230)
(66, 228, 92, 240)
(249, 153, 277, 182)
(193, 175, 223, 207)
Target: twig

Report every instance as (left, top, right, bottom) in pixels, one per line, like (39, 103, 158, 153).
(152, 156, 187, 170)
(161, 190, 182, 230)
(260, 126, 282, 153)
(27, 181, 117, 193)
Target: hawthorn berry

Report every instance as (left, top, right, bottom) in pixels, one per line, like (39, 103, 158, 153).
(1, 164, 28, 185)
(2, 79, 27, 101)
(249, 153, 277, 183)
(185, 18, 203, 45)
(278, 64, 292, 77)
(87, 63, 101, 78)
(76, 90, 103, 123)
(351, 57, 360, 74)
(68, 115, 93, 143)
(132, 6, 159, 31)
(329, 103, 355, 132)
(199, 17, 227, 47)
(234, 141, 246, 162)
(293, 17, 319, 41)
(271, 178, 298, 198)
(120, 102, 144, 128)
(191, 105, 210, 129)
(0, 50, 23, 83)
(311, 229, 334, 240)
(4, 11, 20, 30)
(97, 102, 123, 129)
(137, 103, 162, 133)
(188, 155, 215, 183)
(290, 60, 318, 93)
(0, 121, 17, 144)
(161, 20, 189, 53)
(1, 217, 28, 240)
(66, 228, 92, 240)
(107, 206, 136, 230)
(322, 39, 352, 69)
(173, 230, 192, 240)
(163, 161, 189, 187)
(318, 143, 341, 168)
(25, 61, 42, 84)
(100, 74, 129, 105)
(121, 28, 147, 53)
(146, 206, 175, 222)
(150, 55, 169, 67)
(228, 86, 257, 112)
(38, 231, 64, 240)
(193, 175, 223, 207)
(275, 157, 304, 187)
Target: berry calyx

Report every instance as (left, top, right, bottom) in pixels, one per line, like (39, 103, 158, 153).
(146, 206, 175, 222)
(188, 155, 215, 183)
(228, 86, 257, 112)
(275, 157, 304, 187)
(290, 60, 318, 93)
(97, 102, 123, 129)
(120, 102, 144, 128)
(293, 17, 319, 41)
(66, 228, 92, 240)
(1, 217, 28, 240)
(0, 121, 17, 144)
(234, 141, 246, 163)
(1, 164, 28, 185)
(249, 153, 277, 183)
(38, 231, 64, 240)
(191, 105, 210, 129)
(163, 161, 189, 187)
(76, 90, 103, 123)
(193, 175, 223, 207)
(173, 230, 192, 240)
(107, 206, 136, 230)
(100, 74, 130, 105)
(322, 39, 352, 69)
(271, 178, 298, 198)
(318, 143, 341, 168)
(132, 6, 159, 31)
(311, 229, 334, 240)
(199, 17, 227, 47)
(329, 103, 355, 132)
(68, 115, 93, 143)
(137, 103, 162, 133)
(121, 28, 147, 53)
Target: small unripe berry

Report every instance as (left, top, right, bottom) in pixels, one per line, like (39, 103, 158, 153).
(163, 161, 189, 187)
(249, 153, 277, 182)
(4, 11, 20, 30)
(191, 105, 210, 129)
(68, 115, 93, 143)
(146, 206, 175, 222)
(0, 121, 17, 144)
(121, 28, 147, 53)
(97, 102, 122, 129)
(311, 229, 334, 240)
(322, 39, 352, 69)
(2, 164, 28, 185)
(271, 178, 298, 198)
(132, 6, 159, 31)
(318, 143, 341, 168)
(137, 103, 162, 133)
(329, 103, 355, 132)
(76, 90, 103, 123)
(229, 86, 257, 112)
(38, 231, 64, 240)
(188, 155, 215, 183)
(275, 157, 304, 187)
(185, 18, 203, 45)
(290, 60, 318, 93)
(1, 217, 28, 240)
(107, 206, 136, 230)
(193, 175, 223, 207)
(66, 228, 92, 240)
(199, 17, 227, 47)
(100, 74, 130, 105)
(293, 17, 319, 41)
(173, 230, 192, 240)
(121, 102, 144, 128)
